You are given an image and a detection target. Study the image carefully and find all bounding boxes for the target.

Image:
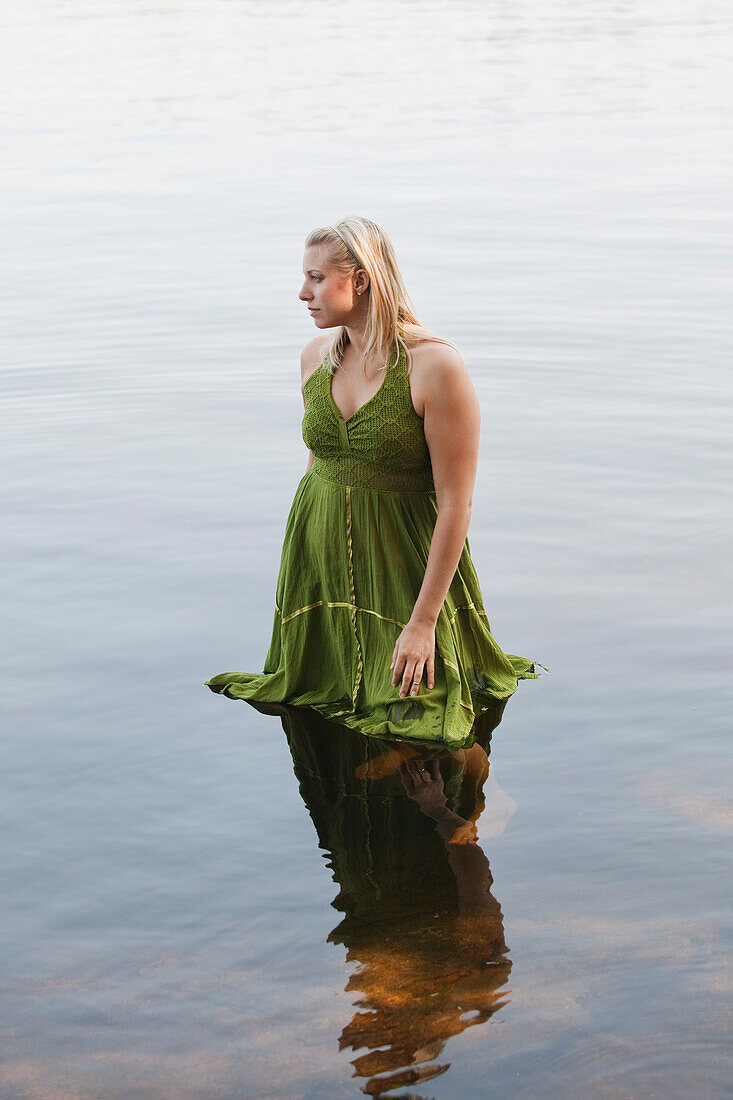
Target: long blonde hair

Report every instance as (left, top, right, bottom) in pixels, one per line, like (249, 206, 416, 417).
(304, 216, 462, 377)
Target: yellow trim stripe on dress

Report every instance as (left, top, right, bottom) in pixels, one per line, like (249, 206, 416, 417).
(276, 601, 407, 629)
(276, 602, 486, 629)
(345, 486, 364, 707)
(448, 602, 488, 626)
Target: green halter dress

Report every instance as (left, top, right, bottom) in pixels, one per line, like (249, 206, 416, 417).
(205, 339, 538, 745)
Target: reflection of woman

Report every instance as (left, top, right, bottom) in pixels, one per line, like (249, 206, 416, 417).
(206, 216, 538, 746)
(273, 701, 513, 1096)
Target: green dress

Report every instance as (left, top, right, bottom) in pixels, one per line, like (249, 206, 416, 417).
(205, 338, 538, 745)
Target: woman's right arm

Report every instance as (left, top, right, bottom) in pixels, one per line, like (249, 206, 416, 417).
(300, 338, 322, 473)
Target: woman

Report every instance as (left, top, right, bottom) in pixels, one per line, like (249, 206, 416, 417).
(206, 216, 538, 745)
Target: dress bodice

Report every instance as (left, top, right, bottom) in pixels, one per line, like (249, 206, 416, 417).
(302, 339, 435, 493)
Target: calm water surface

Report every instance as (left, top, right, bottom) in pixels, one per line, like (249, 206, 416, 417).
(2, 2, 732, 1097)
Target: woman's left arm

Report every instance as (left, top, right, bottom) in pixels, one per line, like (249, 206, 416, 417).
(390, 346, 481, 698)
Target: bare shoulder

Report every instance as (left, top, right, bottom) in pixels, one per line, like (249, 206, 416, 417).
(407, 336, 467, 376)
(405, 336, 474, 416)
(300, 335, 330, 386)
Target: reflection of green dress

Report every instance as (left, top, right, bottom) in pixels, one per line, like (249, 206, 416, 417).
(275, 703, 512, 1095)
(206, 339, 537, 744)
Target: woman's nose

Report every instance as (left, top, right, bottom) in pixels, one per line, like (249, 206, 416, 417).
(298, 284, 310, 301)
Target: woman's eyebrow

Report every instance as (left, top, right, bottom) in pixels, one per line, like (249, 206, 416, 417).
(304, 269, 324, 275)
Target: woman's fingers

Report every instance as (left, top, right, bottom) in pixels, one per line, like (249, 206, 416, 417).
(390, 650, 403, 687)
(391, 653, 434, 695)
(390, 644, 405, 684)
(391, 650, 419, 694)
(398, 761, 415, 788)
(406, 758, 431, 782)
(392, 652, 422, 697)
(390, 629, 436, 696)
(402, 661, 424, 697)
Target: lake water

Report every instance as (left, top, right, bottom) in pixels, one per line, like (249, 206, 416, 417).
(2, 2, 732, 1097)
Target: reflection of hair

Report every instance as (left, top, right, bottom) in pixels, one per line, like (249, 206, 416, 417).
(304, 215, 463, 378)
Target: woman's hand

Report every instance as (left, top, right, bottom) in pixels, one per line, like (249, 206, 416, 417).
(390, 616, 436, 697)
(400, 761, 479, 844)
(399, 758, 446, 811)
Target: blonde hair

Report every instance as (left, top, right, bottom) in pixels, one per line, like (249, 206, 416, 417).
(304, 215, 463, 378)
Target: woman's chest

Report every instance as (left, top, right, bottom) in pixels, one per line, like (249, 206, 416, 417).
(302, 365, 429, 464)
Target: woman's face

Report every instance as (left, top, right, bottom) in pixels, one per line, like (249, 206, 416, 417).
(299, 244, 363, 328)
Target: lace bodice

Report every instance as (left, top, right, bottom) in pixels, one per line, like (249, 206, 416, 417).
(301, 340, 436, 493)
